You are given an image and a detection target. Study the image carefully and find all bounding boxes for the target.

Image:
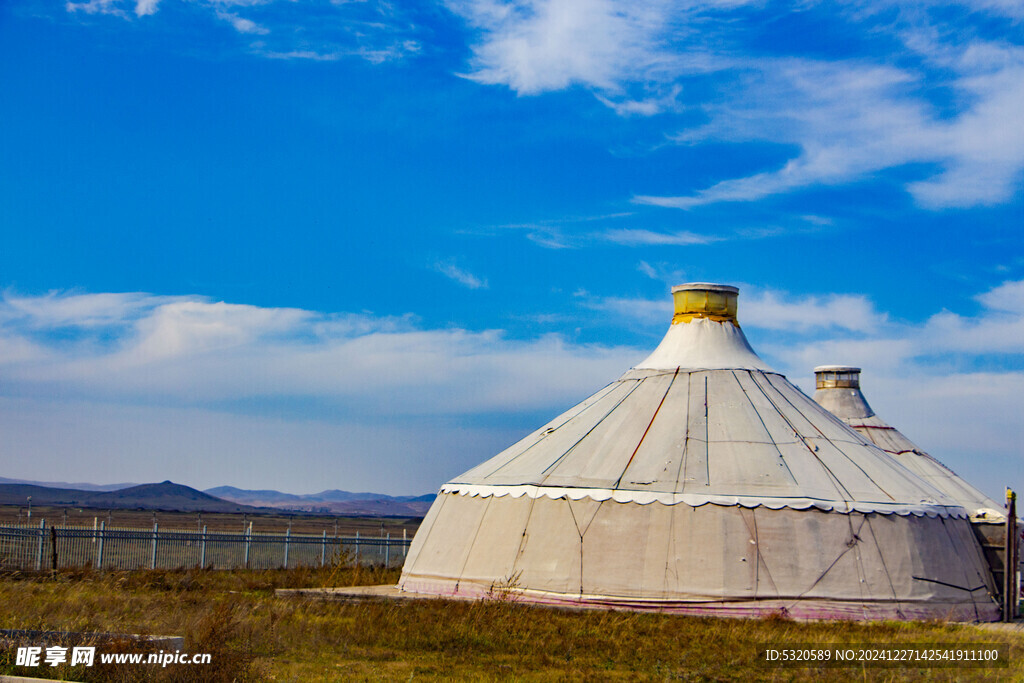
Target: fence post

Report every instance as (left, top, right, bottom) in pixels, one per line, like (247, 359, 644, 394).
(403, 528, 407, 557)
(320, 530, 326, 567)
(200, 525, 207, 569)
(244, 522, 251, 569)
(1003, 489, 1011, 622)
(355, 531, 360, 566)
(96, 521, 105, 569)
(50, 525, 58, 574)
(151, 522, 158, 570)
(385, 532, 390, 566)
(36, 519, 45, 571)
(284, 527, 291, 569)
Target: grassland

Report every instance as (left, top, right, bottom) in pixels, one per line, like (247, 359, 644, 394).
(1, 566, 1021, 682)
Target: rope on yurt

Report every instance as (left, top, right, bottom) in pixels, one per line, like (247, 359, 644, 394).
(455, 494, 494, 593)
(861, 514, 906, 620)
(508, 492, 540, 588)
(537, 378, 647, 479)
(565, 497, 607, 597)
(613, 366, 680, 489)
(738, 506, 780, 599)
(746, 371, 855, 502)
(935, 515, 990, 621)
(763, 373, 897, 501)
(845, 512, 872, 621)
(787, 514, 869, 612)
(486, 378, 625, 477)
(730, 370, 797, 484)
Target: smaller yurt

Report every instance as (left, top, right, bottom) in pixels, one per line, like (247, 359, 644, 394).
(812, 366, 1004, 523)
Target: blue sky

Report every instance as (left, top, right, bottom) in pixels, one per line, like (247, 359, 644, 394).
(1, 0, 1022, 497)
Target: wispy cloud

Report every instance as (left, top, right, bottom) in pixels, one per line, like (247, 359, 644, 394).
(432, 259, 489, 289)
(449, 1, 1024, 209)
(64, 0, 422, 65)
(217, 9, 270, 36)
(599, 228, 721, 246)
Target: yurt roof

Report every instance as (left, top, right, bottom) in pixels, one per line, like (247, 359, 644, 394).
(445, 284, 964, 518)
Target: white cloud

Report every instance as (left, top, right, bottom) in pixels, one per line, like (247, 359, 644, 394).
(447, 0, 677, 95)
(0, 290, 635, 416)
(216, 10, 270, 35)
(432, 260, 489, 289)
(742, 289, 884, 333)
(978, 280, 1024, 313)
(449, 1, 1024, 209)
(135, 0, 159, 16)
(599, 228, 720, 246)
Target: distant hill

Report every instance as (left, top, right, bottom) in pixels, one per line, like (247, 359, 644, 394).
(0, 477, 140, 492)
(0, 479, 435, 516)
(204, 486, 436, 516)
(0, 481, 259, 513)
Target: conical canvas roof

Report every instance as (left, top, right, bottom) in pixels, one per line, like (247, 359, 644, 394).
(400, 284, 998, 621)
(812, 365, 1004, 522)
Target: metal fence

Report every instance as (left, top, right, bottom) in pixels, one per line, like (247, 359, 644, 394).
(0, 521, 411, 571)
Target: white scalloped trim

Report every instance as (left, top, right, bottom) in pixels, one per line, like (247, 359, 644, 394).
(439, 483, 967, 519)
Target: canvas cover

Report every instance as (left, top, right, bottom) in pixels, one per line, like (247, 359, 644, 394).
(399, 285, 1000, 620)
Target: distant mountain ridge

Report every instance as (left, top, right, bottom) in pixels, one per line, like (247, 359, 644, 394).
(0, 481, 258, 513)
(204, 486, 436, 515)
(204, 486, 435, 504)
(0, 479, 435, 516)
(0, 477, 140, 492)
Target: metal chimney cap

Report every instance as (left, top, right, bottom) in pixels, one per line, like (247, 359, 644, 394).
(671, 283, 739, 294)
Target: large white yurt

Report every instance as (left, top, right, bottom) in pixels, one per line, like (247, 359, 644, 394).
(399, 284, 999, 621)
(812, 366, 1004, 523)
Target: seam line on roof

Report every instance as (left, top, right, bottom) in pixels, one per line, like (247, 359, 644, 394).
(768, 374, 904, 503)
(732, 370, 798, 486)
(537, 378, 646, 484)
(485, 379, 624, 480)
(703, 375, 710, 486)
(614, 366, 679, 490)
(672, 372, 693, 497)
(747, 371, 854, 503)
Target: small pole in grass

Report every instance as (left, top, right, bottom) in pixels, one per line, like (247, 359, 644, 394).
(50, 525, 58, 577)
(151, 521, 158, 570)
(35, 519, 45, 571)
(96, 521, 105, 569)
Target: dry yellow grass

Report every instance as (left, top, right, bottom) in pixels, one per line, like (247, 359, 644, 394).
(0, 566, 1020, 681)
